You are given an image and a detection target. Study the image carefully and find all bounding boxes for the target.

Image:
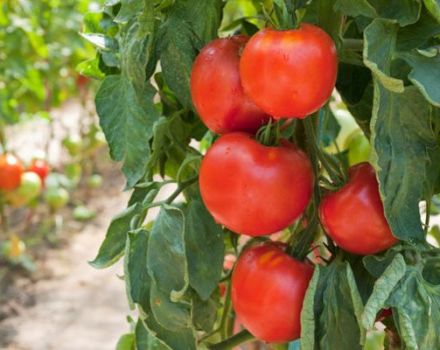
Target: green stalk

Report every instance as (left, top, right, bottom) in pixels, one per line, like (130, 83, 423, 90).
(209, 330, 254, 350)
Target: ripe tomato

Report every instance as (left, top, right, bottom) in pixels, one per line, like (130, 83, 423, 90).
(320, 162, 397, 255)
(199, 133, 313, 236)
(231, 242, 313, 342)
(5, 171, 42, 207)
(240, 23, 338, 118)
(190, 36, 269, 134)
(29, 159, 50, 183)
(0, 154, 24, 191)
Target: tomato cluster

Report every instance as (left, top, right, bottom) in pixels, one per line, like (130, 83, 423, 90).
(0, 154, 50, 207)
(191, 23, 396, 344)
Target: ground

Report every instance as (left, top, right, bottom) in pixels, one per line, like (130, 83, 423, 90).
(0, 100, 133, 350)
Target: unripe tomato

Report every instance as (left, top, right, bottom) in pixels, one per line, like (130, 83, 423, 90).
(87, 174, 103, 189)
(199, 133, 313, 236)
(29, 159, 50, 183)
(62, 135, 83, 157)
(240, 23, 338, 118)
(191, 36, 269, 134)
(0, 154, 24, 191)
(232, 242, 313, 342)
(5, 171, 42, 207)
(320, 162, 397, 255)
(44, 187, 70, 211)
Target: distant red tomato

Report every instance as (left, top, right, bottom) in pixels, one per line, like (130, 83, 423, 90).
(232, 242, 313, 342)
(29, 159, 50, 183)
(191, 36, 269, 134)
(320, 162, 398, 255)
(199, 133, 313, 236)
(240, 23, 338, 118)
(0, 154, 24, 191)
(76, 74, 89, 89)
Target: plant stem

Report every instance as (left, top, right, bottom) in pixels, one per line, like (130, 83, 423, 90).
(165, 175, 198, 204)
(209, 330, 254, 350)
(0, 196, 8, 238)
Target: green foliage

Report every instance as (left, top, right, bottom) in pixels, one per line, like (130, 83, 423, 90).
(84, 0, 440, 349)
(0, 0, 95, 124)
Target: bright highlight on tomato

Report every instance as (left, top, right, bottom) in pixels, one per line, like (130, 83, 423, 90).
(319, 162, 397, 255)
(232, 242, 313, 343)
(240, 23, 338, 119)
(0, 154, 24, 191)
(191, 36, 269, 134)
(199, 133, 313, 236)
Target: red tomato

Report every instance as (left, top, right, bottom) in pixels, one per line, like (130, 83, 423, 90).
(0, 154, 24, 191)
(76, 74, 89, 89)
(190, 36, 269, 134)
(231, 242, 313, 342)
(240, 23, 338, 119)
(199, 133, 313, 236)
(319, 162, 397, 255)
(29, 159, 50, 183)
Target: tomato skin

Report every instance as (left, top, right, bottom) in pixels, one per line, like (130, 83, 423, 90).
(191, 36, 269, 134)
(29, 159, 50, 183)
(240, 23, 338, 118)
(231, 242, 313, 342)
(0, 154, 24, 191)
(199, 133, 313, 236)
(320, 162, 397, 255)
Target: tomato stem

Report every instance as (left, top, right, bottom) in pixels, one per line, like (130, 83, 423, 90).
(208, 330, 254, 350)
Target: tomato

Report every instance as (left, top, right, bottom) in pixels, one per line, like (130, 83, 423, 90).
(231, 242, 313, 342)
(344, 130, 371, 166)
(76, 74, 89, 89)
(5, 171, 42, 207)
(0, 154, 24, 191)
(29, 159, 50, 182)
(62, 135, 82, 156)
(191, 36, 269, 134)
(87, 174, 103, 188)
(320, 162, 397, 255)
(44, 187, 70, 211)
(240, 23, 338, 118)
(199, 133, 313, 236)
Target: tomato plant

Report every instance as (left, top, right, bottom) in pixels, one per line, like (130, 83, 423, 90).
(5, 171, 42, 208)
(199, 132, 313, 236)
(191, 36, 269, 134)
(29, 159, 50, 183)
(84, 0, 440, 349)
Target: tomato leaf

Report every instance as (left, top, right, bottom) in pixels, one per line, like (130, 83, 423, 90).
(147, 205, 189, 299)
(116, 333, 135, 350)
(300, 261, 365, 350)
(424, 0, 440, 22)
(125, 229, 150, 310)
(90, 203, 143, 269)
(158, 0, 223, 109)
(363, 19, 404, 93)
(135, 319, 167, 350)
(184, 200, 224, 300)
(370, 84, 438, 241)
(361, 253, 406, 328)
(398, 51, 440, 106)
(192, 291, 218, 333)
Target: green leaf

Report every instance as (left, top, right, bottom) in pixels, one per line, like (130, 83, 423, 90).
(335, 0, 421, 26)
(90, 203, 143, 269)
(80, 33, 118, 51)
(370, 84, 438, 241)
(424, 0, 440, 22)
(158, 0, 223, 108)
(317, 105, 341, 147)
(398, 51, 440, 106)
(362, 253, 406, 329)
(125, 229, 150, 310)
(147, 205, 189, 299)
(192, 291, 218, 333)
(95, 76, 159, 188)
(115, 0, 144, 23)
(116, 333, 135, 350)
(363, 19, 404, 93)
(334, 0, 377, 18)
(300, 261, 365, 350)
(184, 200, 224, 300)
(150, 283, 192, 331)
(144, 312, 197, 350)
(135, 319, 168, 350)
